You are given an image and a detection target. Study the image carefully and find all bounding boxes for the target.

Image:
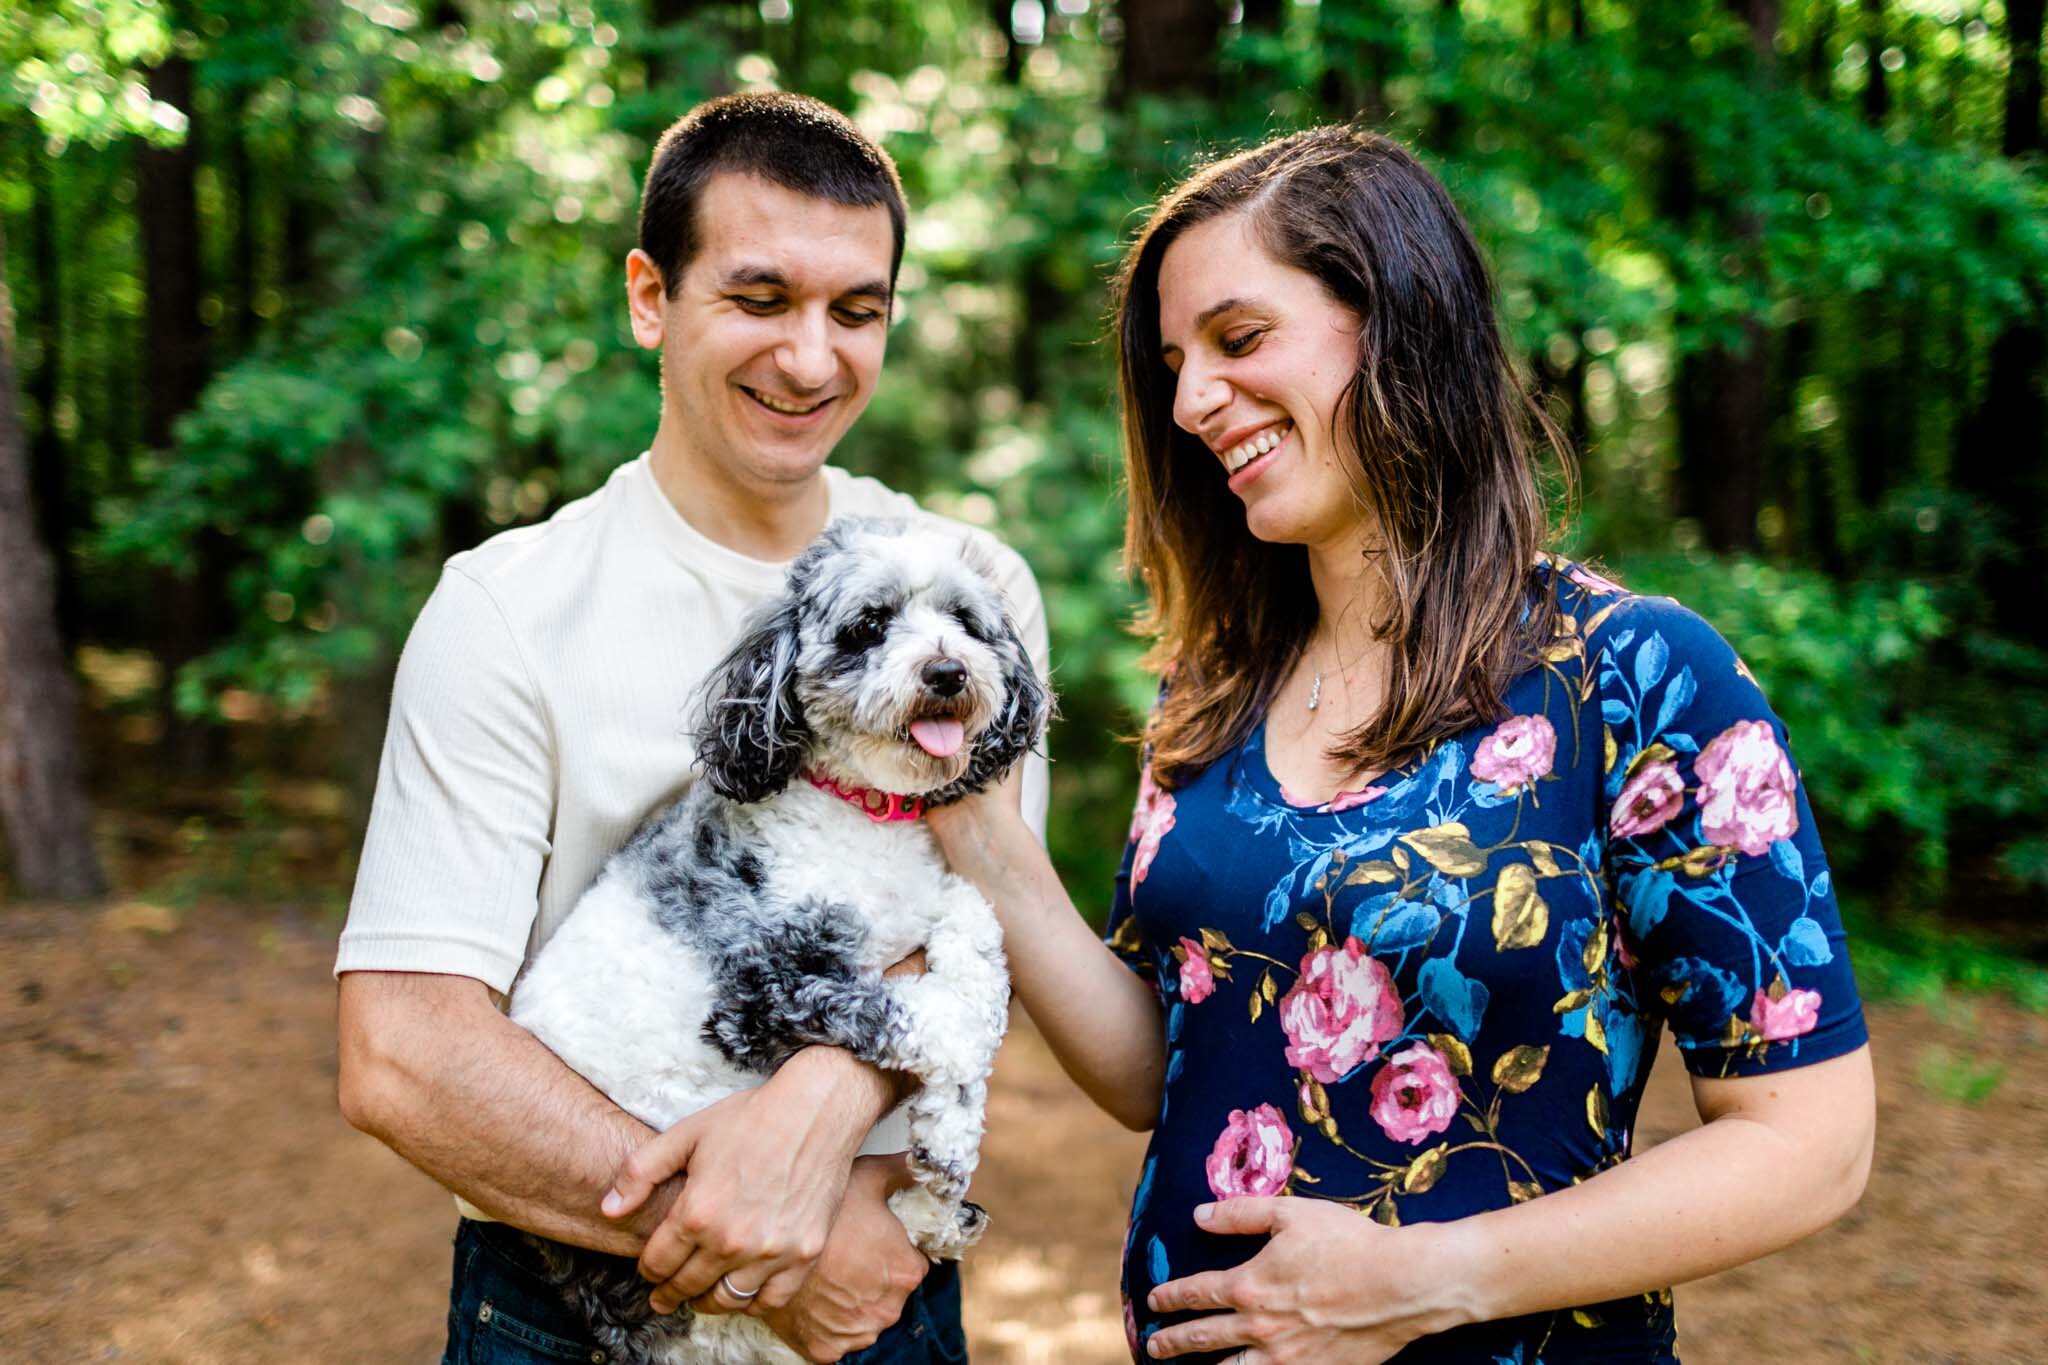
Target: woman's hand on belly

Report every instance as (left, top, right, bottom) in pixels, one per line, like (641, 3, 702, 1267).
(1143, 1196, 1472, 1362)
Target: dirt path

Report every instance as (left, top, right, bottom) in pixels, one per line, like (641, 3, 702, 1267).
(4, 900, 2044, 1363)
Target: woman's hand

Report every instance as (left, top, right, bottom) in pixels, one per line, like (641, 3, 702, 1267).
(1144, 1198, 1471, 1362)
(925, 766, 1032, 890)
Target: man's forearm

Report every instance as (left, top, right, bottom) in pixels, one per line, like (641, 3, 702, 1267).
(337, 971, 908, 1255)
(339, 971, 669, 1254)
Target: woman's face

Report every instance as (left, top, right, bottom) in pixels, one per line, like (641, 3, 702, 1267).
(1156, 212, 1367, 553)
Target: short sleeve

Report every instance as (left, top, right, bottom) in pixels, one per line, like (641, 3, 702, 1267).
(335, 566, 556, 992)
(1594, 596, 1867, 1079)
(1104, 716, 1176, 991)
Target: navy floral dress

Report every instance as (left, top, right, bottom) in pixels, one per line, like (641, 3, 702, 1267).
(1104, 559, 1867, 1364)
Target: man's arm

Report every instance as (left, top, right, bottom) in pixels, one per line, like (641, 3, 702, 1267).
(337, 971, 900, 1260)
(338, 971, 664, 1251)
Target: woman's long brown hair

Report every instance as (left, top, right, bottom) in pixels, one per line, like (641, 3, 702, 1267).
(1115, 127, 1571, 789)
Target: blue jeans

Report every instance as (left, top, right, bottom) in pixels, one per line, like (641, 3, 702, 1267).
(442, 1218, 967, 1364)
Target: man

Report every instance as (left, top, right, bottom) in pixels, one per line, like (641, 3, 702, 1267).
(335, 91, 1049, 1364)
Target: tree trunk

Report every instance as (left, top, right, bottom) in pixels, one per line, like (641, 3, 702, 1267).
(1956, 0, 2046, 642)
(26, 132, 80, 648)
(1851, 0, 1898, 520)
(1672, 0, 1776, 554)
(1319, 0, 1391, 123)
(138, 41, 223, 778)
(990, 0, 1022, 83)
(1242, 0, 1284, 30)
(1432, 0, 1464, 152)
(0, 223, 107, 900)
(1119, 0, 1222, 100)
(1861, 0, 1889, 125)
(229, 85, 261, 348)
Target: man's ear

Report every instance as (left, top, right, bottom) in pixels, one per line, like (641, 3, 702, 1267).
(694, 597, 811, 803)
(625, 248, 667, 351)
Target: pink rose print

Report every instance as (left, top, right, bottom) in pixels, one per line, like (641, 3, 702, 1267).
(1322, 784, 1389, 813)
(1124, 1298, 1139, 1356)
(1278, 781, 1386, 813)
(1696, 720, 1800, 856)
(1750, 987, 1822, 1042)
(1471, 714, 1557, 794)
(1177, 937, 1216, 1004)
(1568, 562, 1627, 596)
(1612, 759, 1686, 839)
(1368, 1043, 1462, 1145)
(1129, 765, 1178, 889)
(1204, 1103, 1294, 1201)
(1278, 937, 1405, 1083)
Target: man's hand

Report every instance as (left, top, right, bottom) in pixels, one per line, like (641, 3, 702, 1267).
(754, 1154, 930, 1363)
(602, 1048, 896, 1314)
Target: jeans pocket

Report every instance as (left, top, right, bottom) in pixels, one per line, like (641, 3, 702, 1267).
(466, 1296, 606, 1364)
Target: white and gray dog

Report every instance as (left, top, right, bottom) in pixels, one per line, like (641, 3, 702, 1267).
(504, 515, 1050, 1365)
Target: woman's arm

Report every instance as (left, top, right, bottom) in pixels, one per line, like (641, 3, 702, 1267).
(1145, 1044, 1875, 1360)
(927, 786, 1168, 1131)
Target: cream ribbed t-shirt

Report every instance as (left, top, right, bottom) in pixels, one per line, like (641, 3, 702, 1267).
(336, 452, 1049, 1167)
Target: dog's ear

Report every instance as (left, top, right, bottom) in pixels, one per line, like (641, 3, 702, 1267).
(694, 596, 812, 803)
(928, 620, 1051, 807)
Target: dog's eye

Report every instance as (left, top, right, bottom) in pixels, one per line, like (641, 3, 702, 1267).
(952, 607, 995, 643)
(836, 606, 892, 653)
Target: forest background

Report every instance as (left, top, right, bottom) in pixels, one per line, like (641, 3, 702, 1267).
(5, 0, 2048, 978)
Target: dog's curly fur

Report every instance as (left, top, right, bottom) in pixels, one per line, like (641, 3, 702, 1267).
(504, 517, 1051, 1364)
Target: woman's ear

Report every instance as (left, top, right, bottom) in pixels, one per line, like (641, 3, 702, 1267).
(694, 597, 811, 802)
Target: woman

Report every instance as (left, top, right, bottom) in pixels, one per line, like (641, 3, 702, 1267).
(929, 127, 1873, 1363)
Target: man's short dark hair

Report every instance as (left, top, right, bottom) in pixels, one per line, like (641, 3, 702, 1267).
(639, 91, 908, 297)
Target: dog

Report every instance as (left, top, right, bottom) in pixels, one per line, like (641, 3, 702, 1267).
(503, 515, 1051, 1365)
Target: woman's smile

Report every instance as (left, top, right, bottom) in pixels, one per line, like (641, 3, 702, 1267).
(1224, 419, 1294, 493)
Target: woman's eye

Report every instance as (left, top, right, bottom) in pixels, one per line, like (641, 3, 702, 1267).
(1220, 328, 1263, 356)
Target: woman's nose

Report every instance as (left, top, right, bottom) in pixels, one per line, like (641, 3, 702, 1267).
(1171, 360, 1228, 435)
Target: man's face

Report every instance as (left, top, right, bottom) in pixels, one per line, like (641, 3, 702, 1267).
(629, 172, 896, 492)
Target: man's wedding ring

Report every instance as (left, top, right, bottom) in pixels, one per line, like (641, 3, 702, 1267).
(719, 1274, 761, 1302)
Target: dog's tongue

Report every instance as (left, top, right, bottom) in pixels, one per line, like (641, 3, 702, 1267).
(909, 718, 965, 758)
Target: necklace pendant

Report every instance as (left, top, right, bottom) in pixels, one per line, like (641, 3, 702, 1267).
(1306, 666, 1322, 713)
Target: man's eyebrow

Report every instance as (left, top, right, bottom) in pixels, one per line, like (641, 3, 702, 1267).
(718, 265, 788, 290)
(716, 266, 890, 304)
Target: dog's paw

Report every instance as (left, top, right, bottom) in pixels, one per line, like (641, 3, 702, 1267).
(886, 1188, 989, 1262)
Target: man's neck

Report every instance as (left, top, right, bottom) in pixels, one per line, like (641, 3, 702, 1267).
(648, 429, 831, 563)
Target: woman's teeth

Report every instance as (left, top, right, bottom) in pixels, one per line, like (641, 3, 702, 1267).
(1224, 422, 1291, 473)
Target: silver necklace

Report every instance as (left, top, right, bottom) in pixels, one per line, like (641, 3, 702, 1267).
(1306, 662, 1322, 712)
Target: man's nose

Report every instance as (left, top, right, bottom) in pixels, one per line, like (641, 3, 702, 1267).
(776, 312, 836, 391)
(921, 658, 967, 697)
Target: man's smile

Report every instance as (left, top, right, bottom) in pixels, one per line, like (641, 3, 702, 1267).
(739, 385, 835, 418)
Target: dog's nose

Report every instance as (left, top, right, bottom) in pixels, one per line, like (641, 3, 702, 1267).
(921, 658, 968, 697)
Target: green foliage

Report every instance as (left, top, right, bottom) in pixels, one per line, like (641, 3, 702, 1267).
(5, 0, 2046, 942)
(1615, 551, 2048, 904)
(1914, 1045, 2009, 1104)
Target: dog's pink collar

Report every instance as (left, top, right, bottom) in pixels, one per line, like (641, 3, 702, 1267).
(805, 772, 927, 823)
